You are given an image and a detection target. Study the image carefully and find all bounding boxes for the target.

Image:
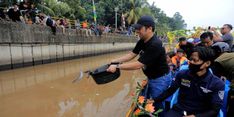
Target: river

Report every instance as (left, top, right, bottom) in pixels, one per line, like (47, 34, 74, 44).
(0, 51, 145, 117)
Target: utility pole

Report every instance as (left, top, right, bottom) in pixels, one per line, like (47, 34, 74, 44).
(114, 7, 119, 31)
(92, 0, 97, 26)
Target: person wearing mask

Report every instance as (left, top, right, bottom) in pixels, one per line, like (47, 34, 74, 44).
(154, 47, 224, 117)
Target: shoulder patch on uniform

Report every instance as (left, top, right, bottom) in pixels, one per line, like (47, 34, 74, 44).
(218, 91, 224, 100)
(172, 77, 176, 81)
(181, 79, 191, 87)
(200, 86, 212, 93)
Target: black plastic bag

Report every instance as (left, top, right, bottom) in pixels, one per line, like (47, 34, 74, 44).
(90, 63, 120, 84)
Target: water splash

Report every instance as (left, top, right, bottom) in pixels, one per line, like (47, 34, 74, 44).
(57, 98, 78, 117)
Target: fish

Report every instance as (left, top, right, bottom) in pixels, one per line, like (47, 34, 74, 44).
(72, 71, 84, 83)
(72, 70, 91, 83)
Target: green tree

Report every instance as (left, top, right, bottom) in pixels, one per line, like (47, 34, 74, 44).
(53, 2, 71, 17)
(44, 0, 72, 18)
(124, 0, 152, 24)
(150, 2, 171, 35)
(35, 0, 187, 32)
(169, 12, 187, 30)
(61, 0, 87, 20)
(37, 4, 55, 16)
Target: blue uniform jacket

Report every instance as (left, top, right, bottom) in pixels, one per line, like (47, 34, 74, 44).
(173, 70, 225, 114)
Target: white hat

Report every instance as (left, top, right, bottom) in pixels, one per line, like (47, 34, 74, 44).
(187, 38, 194, 43)
(212, 42, 230, 52)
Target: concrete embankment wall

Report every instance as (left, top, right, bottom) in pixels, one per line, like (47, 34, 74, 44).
(0, 21, 138, 71)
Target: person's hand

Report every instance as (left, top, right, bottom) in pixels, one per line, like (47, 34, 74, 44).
(146, 99, 154, 104)
(111, 59, 117, 63)
(106, 65, 117, 73)
(183, 115, 195, 117)
(110, 60, 121, 64)
(210, 27, 216, 31)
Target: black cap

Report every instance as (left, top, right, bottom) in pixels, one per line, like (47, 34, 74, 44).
(13, 2, 19, 5)
(177, 48, 184, 53)
(132, 16, 155, 30)
(179, 37, 186, 42)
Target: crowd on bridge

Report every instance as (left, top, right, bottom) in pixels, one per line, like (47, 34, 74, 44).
(0, 0, 134, 36)
(0, 1, 68, 35)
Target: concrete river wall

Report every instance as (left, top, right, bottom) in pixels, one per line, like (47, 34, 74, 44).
(0, 21, 138, 71)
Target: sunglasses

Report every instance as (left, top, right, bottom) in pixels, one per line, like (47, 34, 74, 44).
(221, 27, 225, 30)
(201, 40, 212, 44)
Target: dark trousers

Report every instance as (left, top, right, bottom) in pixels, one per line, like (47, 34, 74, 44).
(227, 88, 234, 117)
(164, 109, 184, 117)
(164, 106, 194, 117)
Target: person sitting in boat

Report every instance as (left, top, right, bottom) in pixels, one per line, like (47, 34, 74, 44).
(154, 46, 225, 117)
(211, 42, 234, 117)
(166, 51, 177, 76)
(171, 49, 188, 70)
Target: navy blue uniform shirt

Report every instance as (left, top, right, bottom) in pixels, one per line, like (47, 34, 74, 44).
(154, 69, 225, 116)
(173, 70, 225, 114)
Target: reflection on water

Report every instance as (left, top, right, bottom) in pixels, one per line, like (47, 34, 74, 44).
(58, 98, 78, 117)
(80, 84, 130, 117)
(0, 51, 145, 117)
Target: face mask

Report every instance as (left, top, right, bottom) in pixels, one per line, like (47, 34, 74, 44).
(189, 62, 204, 74)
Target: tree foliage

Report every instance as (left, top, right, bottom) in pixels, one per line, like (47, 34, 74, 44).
(34, 0, 187, 35)
(167, 30, 187, 44)
(37, 4, 55, 16)
(124, 0, 151, 24)
(169, 12, 187, 30)
(43, 0, 71, 17)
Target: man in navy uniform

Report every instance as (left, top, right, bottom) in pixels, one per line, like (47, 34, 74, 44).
(154, 46, 225, 117)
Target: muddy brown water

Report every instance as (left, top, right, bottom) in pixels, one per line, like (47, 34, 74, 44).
(0, 51, 145, 117)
